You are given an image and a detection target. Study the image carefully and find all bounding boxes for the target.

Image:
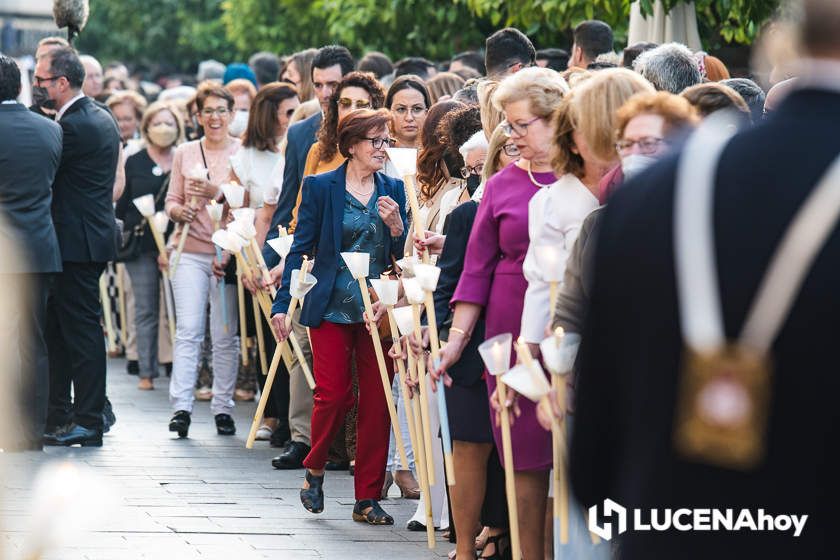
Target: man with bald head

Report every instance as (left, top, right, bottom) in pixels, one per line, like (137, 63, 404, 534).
(570, 1, 840, 556)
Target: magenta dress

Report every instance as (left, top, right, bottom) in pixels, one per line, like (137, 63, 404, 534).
(451, 162, 554, 471)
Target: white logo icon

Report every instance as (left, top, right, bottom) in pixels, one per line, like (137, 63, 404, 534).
(588, 498, 628, 541)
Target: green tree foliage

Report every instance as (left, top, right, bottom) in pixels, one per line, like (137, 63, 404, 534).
(221, 0, 492, 60)
(76, 0, 232, 72)
(75, 0, 781, 71)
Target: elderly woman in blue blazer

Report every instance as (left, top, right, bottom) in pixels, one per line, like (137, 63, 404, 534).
(271, 108, 407, 525)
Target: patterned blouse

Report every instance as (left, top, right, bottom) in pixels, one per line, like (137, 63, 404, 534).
(322, 191, 387, 324)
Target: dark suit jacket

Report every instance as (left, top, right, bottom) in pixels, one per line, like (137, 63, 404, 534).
(271, 162, 407, 328)
(51, 96, 121, 263)
(570, 88, 840, 558)
(0, 103, 63, 273)
(272, 111, 322, 231)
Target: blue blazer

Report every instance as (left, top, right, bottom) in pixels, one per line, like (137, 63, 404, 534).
(272, 161, 408, 327)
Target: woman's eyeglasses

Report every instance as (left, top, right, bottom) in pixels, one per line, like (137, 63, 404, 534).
(392, 105, 427, 118)
(364, 137, 396, 150)
(502, 143, 520, 157)
(460, 163, 485, 178)
(338, 98, 372, 110)
(501, 116, 541, 138)
(615, 136, 665, 155)
(201, 107, 230, 117)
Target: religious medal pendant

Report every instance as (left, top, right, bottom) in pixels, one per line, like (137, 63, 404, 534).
(152, 165, 163, 176)
(673, 343, 772, 470)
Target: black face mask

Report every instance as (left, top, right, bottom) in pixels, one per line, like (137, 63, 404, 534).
(466, 173, 481, 195)
(31, 86, 56, 110)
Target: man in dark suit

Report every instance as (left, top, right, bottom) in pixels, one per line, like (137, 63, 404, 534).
(0, 55, 63, 451)
(33, 47, 121, 447)
(570, 1, 838, 556)
(264, 44, 355, 469)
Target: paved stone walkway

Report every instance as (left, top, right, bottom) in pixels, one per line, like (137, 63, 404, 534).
(1, 358, 448, 559)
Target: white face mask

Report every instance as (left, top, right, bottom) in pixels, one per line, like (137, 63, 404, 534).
(229, 110, 249, 137)
(621, 154, 657, 179)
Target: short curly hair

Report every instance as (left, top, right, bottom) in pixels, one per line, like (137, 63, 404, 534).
(492, 67, 569, 117)
(441, 105, 482, 155)
(317, 71, 385, 163)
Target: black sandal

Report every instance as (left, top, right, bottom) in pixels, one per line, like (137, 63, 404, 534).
(352, 499, 394, 525)
(300, 471, 324, 514)
(479, 532, 511, 559)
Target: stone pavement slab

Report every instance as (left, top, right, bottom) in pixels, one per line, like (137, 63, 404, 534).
(1, 358, 449, 559)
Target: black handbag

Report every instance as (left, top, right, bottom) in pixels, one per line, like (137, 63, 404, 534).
(117, 173, 170, 262)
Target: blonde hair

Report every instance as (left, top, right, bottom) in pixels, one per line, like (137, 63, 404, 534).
(551, 68, 655, 175)
(477, 79, 502, 139)
(615, 91, 699, 140)
(492, 67, 569, 118)
(481, 124, 511, 183)
(427, 72, 466, 104)
(106, 90, 148, 120)
(140, 101, 184, 147)
(225, 78, 257, 102)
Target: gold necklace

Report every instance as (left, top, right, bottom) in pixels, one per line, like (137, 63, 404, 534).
(347, 179, 374, 197)
(526, 160, 554, 188)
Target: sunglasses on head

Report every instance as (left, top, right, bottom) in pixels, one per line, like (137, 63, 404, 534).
(338, 98, 372, 110)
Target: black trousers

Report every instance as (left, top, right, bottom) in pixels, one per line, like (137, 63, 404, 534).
(46, 261, 107, 430)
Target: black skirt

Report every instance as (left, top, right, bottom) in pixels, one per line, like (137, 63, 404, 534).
(446, 375, 494, 444)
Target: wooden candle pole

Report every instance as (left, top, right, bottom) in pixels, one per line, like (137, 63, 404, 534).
(235, 253, 249, 367)
(249, 238, 277, 298)
(385, 304, 422, 475)
(404, 175, 431, 265)
(404, 342, 436, 549)
(148, 224, 176, 344)
(209, 215, 230, 333)
(252, 295, 268, 375)
(497, 376, 522, 560)
(170, 195, 196, 275)
(356, 277, 409, 469)
(411, 303, 436, 486)
(116, 267, 127, 348)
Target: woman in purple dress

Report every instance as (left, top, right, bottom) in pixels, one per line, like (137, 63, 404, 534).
(434, 67, 569, 559)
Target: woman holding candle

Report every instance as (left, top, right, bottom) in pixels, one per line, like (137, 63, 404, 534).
(433, 67, 568, 559)
(270, 109, 407, 524)
(164, 84, 241, 439)
(115, 101, 183, 390)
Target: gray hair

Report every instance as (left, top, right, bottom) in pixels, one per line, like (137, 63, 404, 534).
(633, 42, 701, 94)
(459, 130, 489, 160)
(197, 59, 225, 83)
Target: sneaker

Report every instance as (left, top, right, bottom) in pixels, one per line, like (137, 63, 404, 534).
(126, 360, 139, 375)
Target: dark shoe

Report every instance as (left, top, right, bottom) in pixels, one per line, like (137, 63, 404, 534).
(215, 413, 236, 435)
(479, 532, 511, 559)
(300, 470, 324, 514)
(169, 410, 191, 438)
(352, 499, 394, 525)
(126, 360, 139, 375)
(43, 423, 71, 443)
(325, 460, 350, 471)
(407, 520, 427, 532)
(272, 441, 310, 469)
(44, 424, 102, 447)
(164, 363, 172, 377)
(102, 397, 116, 433)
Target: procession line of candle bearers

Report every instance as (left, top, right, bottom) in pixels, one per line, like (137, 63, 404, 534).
(129, 147, 595, 553)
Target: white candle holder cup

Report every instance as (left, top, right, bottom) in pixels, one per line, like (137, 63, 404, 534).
(151, 212, 169, 234)
(539, 332, 581, 376)
(478, 333, 513, 376)
(206, 200, 224, 223)
(212, 229, 237, 253)
(392, 306, 415, 338)
(229, 219, 257, 241)
(396, 255, 420, 278)
(132, 194, 155, 217)
(222, 182, 246, 209)
(534, 244, 565, 283)
(289, 269, 318, 300)
(370, 278, 400, 307)
(413, 263, 441, 292)
(401, 277, 425, 305)
(385, 147, 418, 176)
(340, 252, 370, 280)
(502, 362, 551, 403)
(232, 207, 256, 224)
(189, 164, 208, 180)
(267, 236, 294, 259)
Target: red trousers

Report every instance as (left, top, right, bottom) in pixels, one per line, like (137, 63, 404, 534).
(304, 320, 394, 500)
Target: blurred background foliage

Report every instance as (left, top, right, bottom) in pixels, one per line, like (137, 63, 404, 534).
(75, 0, 783, 72)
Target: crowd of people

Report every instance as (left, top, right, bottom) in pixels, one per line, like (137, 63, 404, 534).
(0, 0, 836, 557)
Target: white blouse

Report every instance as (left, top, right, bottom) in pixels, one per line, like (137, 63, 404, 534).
(521, 174, 599, 343)
(229, 146, 284, 208)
